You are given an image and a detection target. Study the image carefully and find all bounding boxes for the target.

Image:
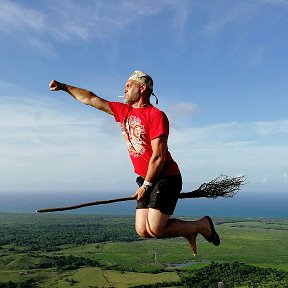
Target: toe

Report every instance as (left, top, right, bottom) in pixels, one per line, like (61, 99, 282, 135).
(186, 234, 198, 256)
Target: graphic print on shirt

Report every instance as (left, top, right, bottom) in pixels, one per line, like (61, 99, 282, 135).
(121, 115, 146, 157)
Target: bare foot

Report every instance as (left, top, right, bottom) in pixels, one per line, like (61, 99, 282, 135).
(186, 233, 198, 256)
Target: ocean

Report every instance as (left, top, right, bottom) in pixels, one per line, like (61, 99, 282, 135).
(0, 191, 287, 218)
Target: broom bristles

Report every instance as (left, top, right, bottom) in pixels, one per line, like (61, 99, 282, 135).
(179, 174, 246, 199)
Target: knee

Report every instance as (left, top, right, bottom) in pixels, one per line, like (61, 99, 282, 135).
(146, 225, 165, 239)
(135, 225, 151, 238)
(135, 225, 164, 239)
(149, 229, 164, 239)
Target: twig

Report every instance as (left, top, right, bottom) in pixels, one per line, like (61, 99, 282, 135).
(37, 196, 135, 213)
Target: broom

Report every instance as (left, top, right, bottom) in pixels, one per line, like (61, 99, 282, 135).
(36, 174, 246, 213)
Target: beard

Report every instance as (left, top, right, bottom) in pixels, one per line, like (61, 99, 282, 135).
(124, 89, 140, 105)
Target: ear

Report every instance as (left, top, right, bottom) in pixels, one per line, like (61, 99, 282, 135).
(139, 83, 147, 94)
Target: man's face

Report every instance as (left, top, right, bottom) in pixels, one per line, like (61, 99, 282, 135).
(124, 80, 141, 105)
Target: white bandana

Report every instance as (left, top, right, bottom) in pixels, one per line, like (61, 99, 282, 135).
(128, 70, 153, 91)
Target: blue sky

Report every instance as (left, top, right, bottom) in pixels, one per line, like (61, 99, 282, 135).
(0, 0, 287, 197)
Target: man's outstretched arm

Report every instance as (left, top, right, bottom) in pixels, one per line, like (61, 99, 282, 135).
(49, 80, 113, 115)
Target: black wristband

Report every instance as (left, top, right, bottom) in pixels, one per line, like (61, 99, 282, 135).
(60, 82, 67, 91)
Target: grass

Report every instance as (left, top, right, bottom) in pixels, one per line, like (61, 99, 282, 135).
(70, 268, 179, 288)
(0, 214, 287, 287)
(57, 225, 288, 272)
(12, 267, 180, 288)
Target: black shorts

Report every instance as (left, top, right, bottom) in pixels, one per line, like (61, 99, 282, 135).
(136, 174, 182, 216)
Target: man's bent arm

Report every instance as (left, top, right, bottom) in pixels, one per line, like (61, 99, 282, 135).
(49, 80, 113, 115)
(133, 136, 167, 200)
(145, 136, 167, 183)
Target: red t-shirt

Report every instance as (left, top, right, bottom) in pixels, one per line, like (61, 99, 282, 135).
(108, 102, 180, 177)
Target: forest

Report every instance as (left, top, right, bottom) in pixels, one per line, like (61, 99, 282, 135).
(0, 213, 138, 251)
(0, 212, 287, 287)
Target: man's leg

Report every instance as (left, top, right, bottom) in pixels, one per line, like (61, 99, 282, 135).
(135, 208, 152, 238)
(147, 208, 212, 237)
(135, 208, 205, 255)
(146, 208, 216, 255)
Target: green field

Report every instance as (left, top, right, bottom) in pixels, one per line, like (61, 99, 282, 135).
(0, 213, 287, 287)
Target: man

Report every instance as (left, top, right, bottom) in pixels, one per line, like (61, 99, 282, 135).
(49, 70, 220, 255)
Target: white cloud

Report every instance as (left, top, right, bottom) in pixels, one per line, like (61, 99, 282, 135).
(169, 120, 288, 191)
(0, 0, 52, 54)
(202, 0, 288, 38)
(166, 102, 199, 124)
(255, 0, 288, 5)
(283, 172, 288, 183)
(49, 0, 190, 43)
(0, 0, 191, 53)
(197, 0, 288, 66)
(0, 0, 46, 32)
(201, 2, 253, 37)
(1, 83, 287, 193)
(251, 120, 288, 136)
(0, 88, 131, 193)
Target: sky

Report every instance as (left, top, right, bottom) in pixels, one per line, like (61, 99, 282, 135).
(0, 0, 288, 198)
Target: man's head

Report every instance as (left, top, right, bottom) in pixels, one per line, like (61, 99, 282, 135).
(124, 70, 154, 105)
(128, 70, 153, 92)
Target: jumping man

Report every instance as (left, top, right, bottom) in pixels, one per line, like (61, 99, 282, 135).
(49, 70, 220, 255)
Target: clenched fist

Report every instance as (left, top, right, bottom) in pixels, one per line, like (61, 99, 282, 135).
(49, 80, 62, 91)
